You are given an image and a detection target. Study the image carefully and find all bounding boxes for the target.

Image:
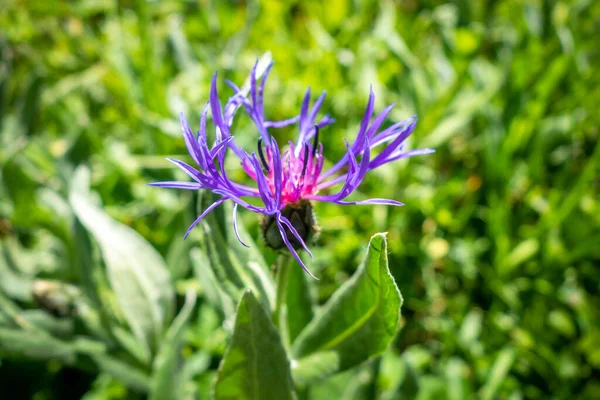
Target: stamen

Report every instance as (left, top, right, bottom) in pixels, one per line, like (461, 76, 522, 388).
(257, 138, 270, 173)
(301, 143, 309, 179)
(312, 124, 320, 156)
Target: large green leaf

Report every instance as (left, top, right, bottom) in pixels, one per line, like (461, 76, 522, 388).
(291, 233, 402, 382)
(214, 291, 296, 400)
(195, 193, 274, 312)
(70, 193, 175, 354)
(149, 290, 197, 400)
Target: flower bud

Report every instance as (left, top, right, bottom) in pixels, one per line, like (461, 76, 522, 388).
(33, 280, 80, 317)
(262, 200, 318, 250)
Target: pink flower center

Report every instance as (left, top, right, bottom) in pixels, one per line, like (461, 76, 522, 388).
(244, 141, 325, 206)
(278, 142, 324, 204)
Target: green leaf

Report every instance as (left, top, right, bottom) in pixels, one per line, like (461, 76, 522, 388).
(292, 233, 402, 381)
(70, 193, 175, 354)
(20, 309, 74, 336)
(0, 291, 25, 328)
(446, 357, 473, 400)
(286, 261, 315, 343)
(181, 351, 211, 398)
(0, 327, 78, 363)
(71, 337, 151, 392)
(214, 291, 296, 400)
(196, 193, 274, 312)
(73, 217, 102, 306)
(291, 351, 340, 388)
(166, 228, 193, 281)
(84, 351, 151, 393)
(111, 326, 152, 365)
(308, 363, 375, 400)
(480, 347, 516, 400)
(0, 327, 150, 392)
(149, 290, 197, 400)
(190, 247, 235, 319)
(396, 359, 420, 399)
(0, 242, 34, 302)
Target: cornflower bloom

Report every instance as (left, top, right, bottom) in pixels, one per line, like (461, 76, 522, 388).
(150, 63, 434, 277)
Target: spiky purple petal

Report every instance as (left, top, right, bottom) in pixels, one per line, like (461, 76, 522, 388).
(232, 204, 250, 248)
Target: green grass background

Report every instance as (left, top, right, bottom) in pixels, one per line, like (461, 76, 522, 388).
(1, 0, 599, 399)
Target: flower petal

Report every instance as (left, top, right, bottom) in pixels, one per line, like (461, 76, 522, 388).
(279, 215, 314, 260)
(249, 153, 275, 210)
(365, 103, 395, 140)
(166, 158, 204, 184)
(258, 62, 274, 117)
(372, 148, 436, 168)
(298, 87, 311, 134)
(147, 181, 202, 190)
(184, 197, 227, 239)
(369, 120, 417, 168)
(232, 203, 250, 248)
(264, 116, 300, 128)
(270, 137, 283, 208)
(356, 87, 375, 144)
(308, 91, 327, 126)
(210, 72, 224, 132)
(275, 216, 318, 280)
(336, 198, 405, 206)
(212, 189, 271, 214)
(180, 113, 205, 169)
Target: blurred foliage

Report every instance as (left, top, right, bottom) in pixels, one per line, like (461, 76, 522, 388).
(1, 0, 600, 399)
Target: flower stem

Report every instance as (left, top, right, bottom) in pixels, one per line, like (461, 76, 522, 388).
(273, 254, 292, 348)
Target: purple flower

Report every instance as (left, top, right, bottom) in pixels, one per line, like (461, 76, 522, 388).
(150, 62, 434, 277)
